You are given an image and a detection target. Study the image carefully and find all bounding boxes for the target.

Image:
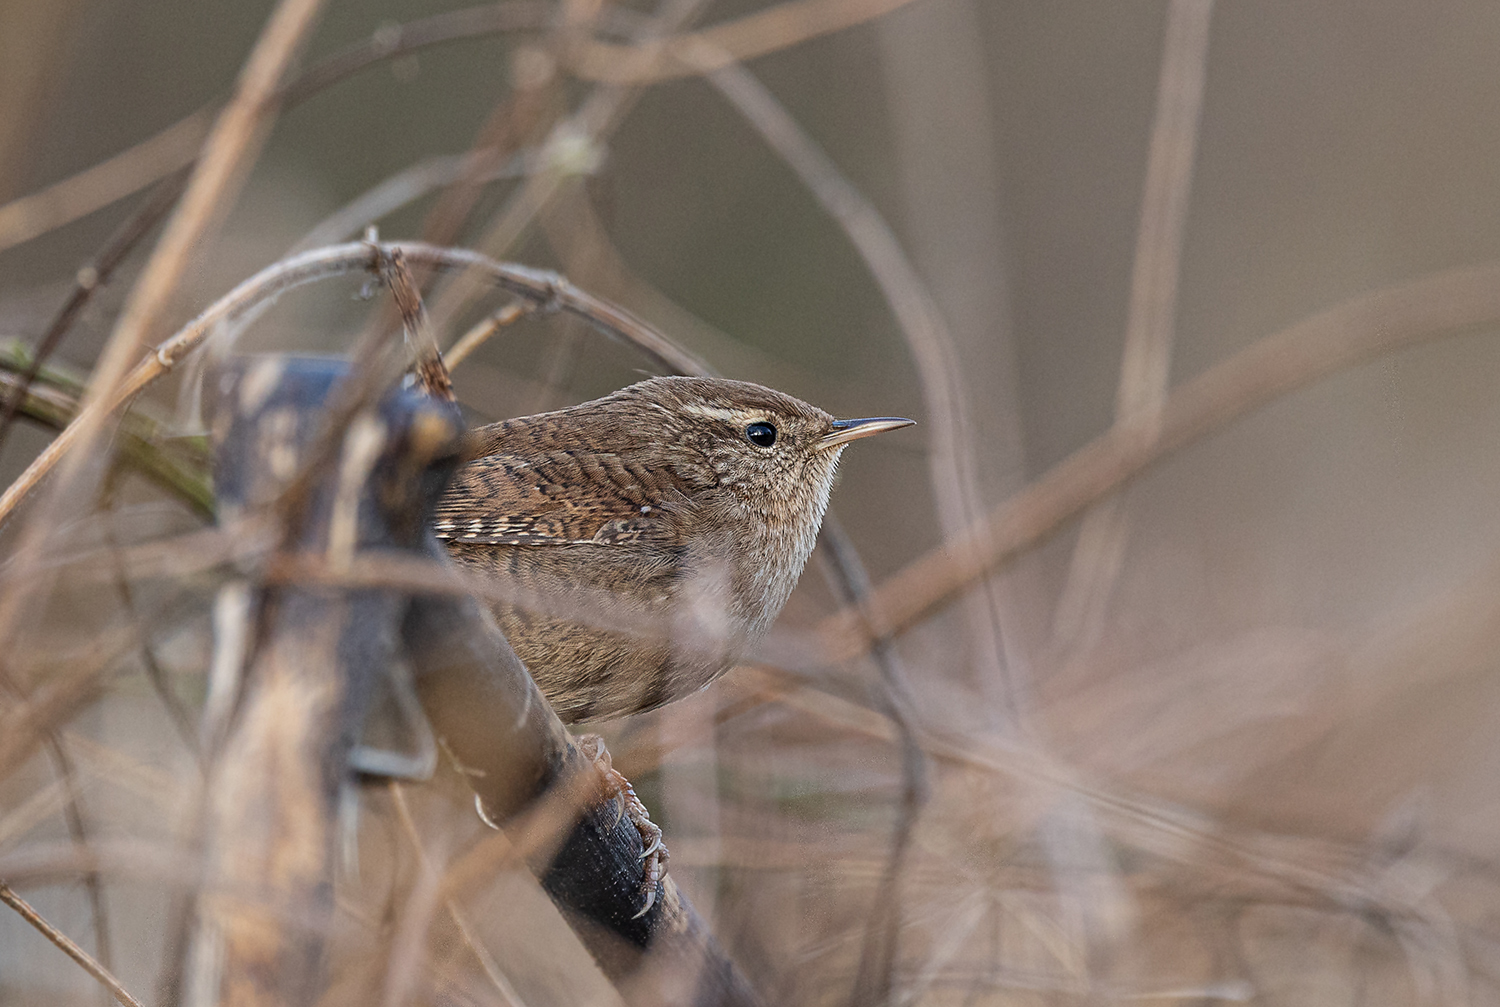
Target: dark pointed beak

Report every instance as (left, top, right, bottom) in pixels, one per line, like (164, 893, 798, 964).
(816, 416, 916, 450)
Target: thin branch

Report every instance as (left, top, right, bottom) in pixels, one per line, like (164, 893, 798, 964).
(277, 2, 554, 108)
(101, 517, 204, 758)
(819, 258, 1500, 659)
(444, 302, 534, 369)
(1116, 0, 1215, 427)
(287, 151, 530, 255)
(380, 794, 451, 1007)
(0, 364, 212, 517)
(389, 782, 528, 1007)
(377, 246, 453, 401)
(1050, 0, 1214, 652)
(0, 114, 209, 253)
(39, 739, 115, 980)
(816, 520, 928, 1007)
(701, 54, 1024, 724)
(0, 241, 706, 528)
(436, 761, 606, 904)
(0, 168, 192, 458)
(568, 0, 922, 82)
(0, 880, 143, 1007)
(701, 75, 993, 556)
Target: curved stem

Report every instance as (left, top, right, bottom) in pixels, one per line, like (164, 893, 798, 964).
(0, 241, 703, 528)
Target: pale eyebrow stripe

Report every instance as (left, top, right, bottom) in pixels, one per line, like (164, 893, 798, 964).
(678, 403, 750, 423)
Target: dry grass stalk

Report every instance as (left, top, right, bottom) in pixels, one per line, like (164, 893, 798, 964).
(1050, 0, 1214, 656)
(0, 881, 142, 1007)
(66, 0, 327, 461)
(568, 0, 922, 82)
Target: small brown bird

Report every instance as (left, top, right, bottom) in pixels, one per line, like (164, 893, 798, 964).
(433, 375, 913, 724)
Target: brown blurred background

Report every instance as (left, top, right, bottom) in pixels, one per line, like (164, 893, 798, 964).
(6, 0, 1500, 1004)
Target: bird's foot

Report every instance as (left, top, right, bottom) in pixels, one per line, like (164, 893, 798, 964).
(576, 733, 668, 918)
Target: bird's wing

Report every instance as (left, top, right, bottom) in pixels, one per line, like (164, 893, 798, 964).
(432, 451, 693, 547)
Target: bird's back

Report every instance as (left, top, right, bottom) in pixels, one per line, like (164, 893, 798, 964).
(434, 412, 734, 723)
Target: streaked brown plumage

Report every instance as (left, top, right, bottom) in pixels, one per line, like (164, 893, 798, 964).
(433, 376, 912, 724)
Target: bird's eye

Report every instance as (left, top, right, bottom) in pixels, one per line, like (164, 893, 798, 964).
(745, 421, 777, 448)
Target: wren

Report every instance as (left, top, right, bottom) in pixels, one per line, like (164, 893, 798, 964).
(432, 375, 913, 724)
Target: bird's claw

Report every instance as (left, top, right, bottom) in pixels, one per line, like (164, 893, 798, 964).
(630, 826, 667, 918)
(576, 733, 669, 919)
(638, 832, 662, 860)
